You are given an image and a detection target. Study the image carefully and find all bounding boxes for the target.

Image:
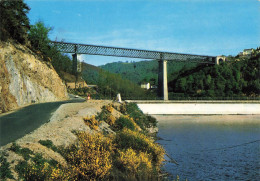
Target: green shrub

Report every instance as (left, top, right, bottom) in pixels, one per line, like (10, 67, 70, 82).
(114, 116, 135, 131)
(9, 143, 33, 160)
(0, 153, 14, 180)
(125, 103, 157, 130)
(15, 153, 59, 180)
(38, 140, 56, 150)
(9, 142, 20, 153)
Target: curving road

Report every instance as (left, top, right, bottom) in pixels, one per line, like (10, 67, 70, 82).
(0, 95, 85, 147)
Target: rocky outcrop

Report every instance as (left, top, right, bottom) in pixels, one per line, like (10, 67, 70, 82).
(0, 41, 68, 113)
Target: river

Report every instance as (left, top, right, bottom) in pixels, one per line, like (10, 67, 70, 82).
(154, 115, 260, 181)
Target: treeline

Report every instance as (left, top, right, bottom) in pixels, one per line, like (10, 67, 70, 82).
(0, 0, 72, 76)
(169, 53, 260, 99)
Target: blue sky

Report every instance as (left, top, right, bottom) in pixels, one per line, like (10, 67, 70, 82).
(26, 0, 259, 66)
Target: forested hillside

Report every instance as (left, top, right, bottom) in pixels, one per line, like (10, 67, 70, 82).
(100, 52, 259, 99)
(100, 60, 197, 85)
(169, 53, 260, 99)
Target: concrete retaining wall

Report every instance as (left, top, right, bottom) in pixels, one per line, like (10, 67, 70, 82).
(137, 103, 260, 115)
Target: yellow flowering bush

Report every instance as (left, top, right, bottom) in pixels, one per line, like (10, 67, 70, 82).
(115, 128, 165, 167)
(83, 115, 99, 130)
(105, 104, 114, 113)
(106, 114, 116, 126)
(117, 148, 152, 174)
(49, 167, 73, 180)
(65, 132, 114, 180)
(96, 104, 116, 126)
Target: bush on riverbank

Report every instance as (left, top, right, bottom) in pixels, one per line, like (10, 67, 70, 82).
(124, 103, 157, 130)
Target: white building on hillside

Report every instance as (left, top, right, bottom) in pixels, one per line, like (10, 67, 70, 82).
(141, 83, 150, 90)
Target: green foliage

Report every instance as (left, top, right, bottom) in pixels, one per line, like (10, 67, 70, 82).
(83, 67, 154, 99)
(0, 153, 14, 180)
(9, 143, 33, 160)
(38, 140, 58, 152)
(115, 129, 165, 166)
(100, 60, 196, 85)
(115, 116, 136, 131)
(28, 21, 72, 75)
(0, 0, 30, 44)
(125, 103, 157, 129)
(169, 54, 260, 99)
(15, 153, 59, 181)
(28, 21, 52, 54)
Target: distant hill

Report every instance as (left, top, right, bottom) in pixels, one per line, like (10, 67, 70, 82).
(80, 62, 154, 99)
(81, 62, 102, 85)
(100, 60, 197, 85)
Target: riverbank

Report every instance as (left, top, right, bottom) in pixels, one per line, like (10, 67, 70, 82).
(0, 100, 165, 180)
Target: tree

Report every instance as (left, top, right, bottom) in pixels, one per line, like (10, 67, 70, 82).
(28, 21, 52, 54)
(0, 0, 30, 44)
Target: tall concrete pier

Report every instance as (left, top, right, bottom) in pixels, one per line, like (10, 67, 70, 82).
(158, 60, 168, 101)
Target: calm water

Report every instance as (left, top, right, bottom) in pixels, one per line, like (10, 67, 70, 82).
(156, 115, 260, 181)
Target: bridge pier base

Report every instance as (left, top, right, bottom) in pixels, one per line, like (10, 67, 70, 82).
(158, 60, 168, 101)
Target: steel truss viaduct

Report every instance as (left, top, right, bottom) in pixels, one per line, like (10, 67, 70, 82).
(50, 41, 217, 100)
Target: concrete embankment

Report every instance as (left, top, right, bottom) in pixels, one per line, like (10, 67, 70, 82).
(137, 103, 260, 115)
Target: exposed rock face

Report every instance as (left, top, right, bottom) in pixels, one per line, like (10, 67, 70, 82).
(0, 41, 68, 113)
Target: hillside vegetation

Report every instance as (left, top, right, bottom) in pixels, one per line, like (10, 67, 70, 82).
(169, 53, 260, 99)
(100, 53, 260, 100)
(101, 60, 197, 85)
(81, 62, 154, 99)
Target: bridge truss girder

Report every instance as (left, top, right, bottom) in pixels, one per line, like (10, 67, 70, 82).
(50, 41, 215, 64)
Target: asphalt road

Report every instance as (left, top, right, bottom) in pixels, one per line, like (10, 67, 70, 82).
(0, 96, 85, 147)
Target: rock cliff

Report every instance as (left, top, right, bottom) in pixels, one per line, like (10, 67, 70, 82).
(0, 41, 68, 113)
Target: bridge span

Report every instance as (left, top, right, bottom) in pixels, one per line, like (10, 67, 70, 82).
(50, 41, 217, 101)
